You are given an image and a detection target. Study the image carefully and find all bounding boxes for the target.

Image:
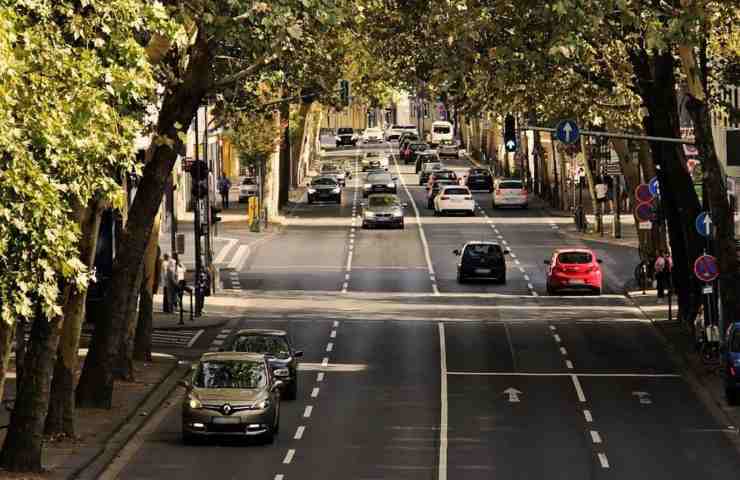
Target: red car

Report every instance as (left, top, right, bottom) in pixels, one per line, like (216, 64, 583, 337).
(545, 249, 603, 295)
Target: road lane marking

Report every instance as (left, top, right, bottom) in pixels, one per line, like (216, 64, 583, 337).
(317, 372, 324, 382)
(321, 357, 329, 367)
(326, 342, 334, 352)
(583, 410, 593, 422)
(333, 320, 339, 327)
(560, 347, 568, 356)
(523, 275, 530, 281)
(294, 426, 306, 440)
(228, 245, 250, 270)
(274, 475, 284, 480)
(514, 259, 520, 265)
(590, 430, 602, 444)
(393, 157, 439, 295)
(553, 334, 561, 343)
(341, 282, 348, 293)
(214, 238, 238, 265)
(330, 330, 337, 338)
(527, 283, 534, 290)
(438, 322, 448, 480)
(345, 273, 350, 280)
(311, 387, 319, 398)
(565, 360, 574, 369)
(571, 375, 587, 402)
(598, 453, 610, 468)
(303, 406, 313, 418)
(283, 449, 295, 464)
(186, 329, 205, 348)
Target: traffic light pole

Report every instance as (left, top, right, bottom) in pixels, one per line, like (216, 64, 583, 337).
(193, 111, 203, 317)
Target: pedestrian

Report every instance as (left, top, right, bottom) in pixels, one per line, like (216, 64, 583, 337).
(166, 253, 179, 312)
(218, 175, 231, 209)
(654, 251, 667, 298)
(161, 253, 171, 312)
(694, 305, 705, 351)
(175, 254, 186, 307)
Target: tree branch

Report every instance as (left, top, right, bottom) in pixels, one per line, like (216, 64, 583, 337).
(213, 54, 275, 88)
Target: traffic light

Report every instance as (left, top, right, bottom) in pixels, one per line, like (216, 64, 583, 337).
(504, 114, 517, 152)
(339, 80, 350, 107)
(190, 159, 208, 199)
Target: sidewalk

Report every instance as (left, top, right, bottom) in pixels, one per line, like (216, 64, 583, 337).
(0, 353, 184, 479)
(627, 289, 740, 433)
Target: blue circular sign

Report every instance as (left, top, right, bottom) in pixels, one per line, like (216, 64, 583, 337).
(648, 176, 660, 197)
(695, 212, 712, 237)
(555, 119, 580, 145)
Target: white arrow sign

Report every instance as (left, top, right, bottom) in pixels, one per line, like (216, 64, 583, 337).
(704, 214, 712, 231)
(563, 123, 573, 143)
(504, 387, 522, 403)
(632, 391, 652, 405)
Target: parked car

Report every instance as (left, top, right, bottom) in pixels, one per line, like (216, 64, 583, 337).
(419, 161, 444, 186)
(180, 352, 282, 444)
(335, 127, 358, 147)
(454, 241, 509, 283)
(363, 171, 397, 197)
(434, 185, 475, 216)
(723, 322, 740, 404)
(426, 178, 458, 208)
(222, 329, 303, 401)
(465, 168, 493, 192)
(545, 249, 603, 295)
(437, 139, 459, 158)
(430, 120, 453, 146)
(401, 142, 430, 165)
(307, 176, 342, 204)
(492, 178, 528, 208)
(362, 127, 384, 144)
(361, 193, 407, 229)
(238, 177, 258, 202)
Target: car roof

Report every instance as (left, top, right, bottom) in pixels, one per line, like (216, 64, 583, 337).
(199, 352, 267, 362)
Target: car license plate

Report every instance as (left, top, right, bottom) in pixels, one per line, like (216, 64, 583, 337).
(475, 268, 491, 274)
(213, 417, 240, 424)
(569, 279, 585, 285)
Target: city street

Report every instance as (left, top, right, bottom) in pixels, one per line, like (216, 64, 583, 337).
(108, 143, 740, 480)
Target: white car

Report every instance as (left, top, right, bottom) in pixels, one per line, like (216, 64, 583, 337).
(430, 121, 453, 146)
(493, 179, 528, 208)
(238, 177, 258, 202)
(434, 185, 475, 216)
(362, 127, 384, 144)
(385, 124, 418, 142)
(437, 140, 459, 158)
(361, 151, 389, 171)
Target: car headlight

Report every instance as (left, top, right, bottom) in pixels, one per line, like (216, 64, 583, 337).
(308, 188, 316, 194)
(364, 183, 372, 189)
(256, 399, 271, 410)
(332, 187, 341, 194)
(386, 183, 395, 188)
(188, 397, 202, 409)
(364, 211, 375, 218)
(335, 136, 340, 141)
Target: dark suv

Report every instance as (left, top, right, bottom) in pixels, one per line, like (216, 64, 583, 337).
(465, 167, 493, 192)
(336, 127, 357, 147)
(454, 241, 510, 284)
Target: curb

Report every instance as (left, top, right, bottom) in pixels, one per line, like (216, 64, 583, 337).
(623, 288, 740, 451)
(67, 359, 187, 480)
(151, 318, 230, 332)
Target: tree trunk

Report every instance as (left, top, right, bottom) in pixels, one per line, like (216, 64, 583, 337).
(45, 199, 103, 437)
(76, 30, 213, 409)
(115, 257, 144, 381)
(134, 214, 162, 362)
(678, 45, 740, 326)
(0, 303, 64, 472)
(14, 319, 27, 387)
(580, 135, 600, 231)
(0, 321, 16, 404)
(629, 47, 704, 323)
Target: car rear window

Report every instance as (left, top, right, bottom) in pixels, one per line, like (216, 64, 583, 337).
(464, 244, 503, 260)
(558, 252, 593, 264)
(433, 126, 451, 134)
(470, 169, 489, 176)
(424, 163, 443, 171)
(368, 173, 392, 183)
(499, 181, 523, 189)
(444, 188, 469, 195)
(242, 178, 255, 185)
(313, 178, 337, 186)
(232, 335, 290, 359)
(410, 143, 428, 151)
(368, 196, 399, 207)
(435, 171, 457, 179)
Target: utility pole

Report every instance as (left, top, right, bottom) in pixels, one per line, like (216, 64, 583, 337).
(193, 109, 203, 317)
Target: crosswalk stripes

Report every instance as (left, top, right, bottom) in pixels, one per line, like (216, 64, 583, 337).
(79, 329, 204, 349)
(208, 328, 233, 352)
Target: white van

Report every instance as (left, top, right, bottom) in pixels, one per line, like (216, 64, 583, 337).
(430, 121, 453, 146)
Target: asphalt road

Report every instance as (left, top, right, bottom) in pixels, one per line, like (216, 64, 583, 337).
(113, 142, 740, 479)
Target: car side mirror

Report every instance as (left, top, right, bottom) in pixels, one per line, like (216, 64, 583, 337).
(544, 260, 551, 265)
(597, 259, 603, 264)
(272, 380, 284, 392)
(453, 249, 461, 256)
(293, 350, 304, 358)
(178, 379, 190, 389)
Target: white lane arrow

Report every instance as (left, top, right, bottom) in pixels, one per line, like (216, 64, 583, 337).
(503, 387, 522, 403)
(632, 391, 652, 405)
(563, 123, 573, 142)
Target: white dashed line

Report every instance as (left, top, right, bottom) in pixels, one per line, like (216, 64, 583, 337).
(294, 426, 306, 440)
(553, 334, 561, 343)
(321, 357, 329, 367)
(345, 273, 350, 280)
(523, 275, 530, 281)
(518, 267, 526, 273)
(274, 475, 284, 480)
(326, 342, 334, 352)
(514, 260, 520, 265)
(571, 374, 587, 402)
(565, 360, 574, 369)
(283, 449, 295, 464)
(549, 325, 557, 331)
(590, 430, 602, 444)
(527, 283, 534, 290)
(333, 320, 339, 328)
(583, 410, 593, 422)
(303, 406, 313, 418)
(560, 347, 568, 356)
(311, 387, 320, 398)
(330, 330, 337, 338)
(598, 453, 610, 468)
(317, 372, 324, 382)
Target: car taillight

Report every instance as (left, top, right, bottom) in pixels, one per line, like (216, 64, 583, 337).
(440, 196, 450, 200)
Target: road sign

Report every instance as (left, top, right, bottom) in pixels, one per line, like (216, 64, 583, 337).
(702, 285, 713, 294)
(606, 163, 622, 175)
(635, 202, 656, 222)
(555, 119, 580, 145)
(648, 176, 660, 197)
(695, 212, 712, 237)
(694, 254, 719, 283)
(635, 184, 653, 203)
(503, 388, 522, 403)
(632, 391, 652, 405)
(638, 221, 652, 230)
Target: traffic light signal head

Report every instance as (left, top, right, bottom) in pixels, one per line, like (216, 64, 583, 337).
(504, 114, 517, 152)
(190, 159, 208, 199)
(339, 80, 350, 107)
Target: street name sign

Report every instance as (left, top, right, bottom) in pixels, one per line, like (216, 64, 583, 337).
(555, 119, 580, 145)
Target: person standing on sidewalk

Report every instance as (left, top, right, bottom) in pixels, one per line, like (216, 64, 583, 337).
(218, 175, 231, 209)
(161, 253, 172, 312)
(654, 251, 668, 298)
(175, 254, 186, 307)
(166, 254, 179, 312)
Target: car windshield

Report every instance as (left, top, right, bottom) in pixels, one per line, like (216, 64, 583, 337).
(193, 360, 268, 389)
(241, 178, 255, 185)
(232, 335, 291, 359)
(435, 171, 457, 179)
(558, 252, 593, 264)
(337, 128, 353, 134)
(424, 163, 443, 171)
(464, 244, 503, 260)
(368, 173, 392, 183)
(444, 188, 469, 195)
(499, 180, 523, 189)
(312, 178, 337, 186)
(433, 126, 451, 133)
(368, 196, 399, 207)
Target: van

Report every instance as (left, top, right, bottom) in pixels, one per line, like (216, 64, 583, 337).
(430, 121, 453, 146)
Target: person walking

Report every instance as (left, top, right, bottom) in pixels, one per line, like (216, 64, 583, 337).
(654, 251, 667, 298)
(175, 254, 186, 308)
(161, 253, 172, 312)
(166, 253, 179, 312)
(218, 175, 231, 209)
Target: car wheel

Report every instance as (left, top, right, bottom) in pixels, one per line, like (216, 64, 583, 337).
(593, 288, 602, 296)
(399, 222, 405, 230)
(468, 209, 475, 216)
(546, 284, 554, 295)
(262, 427, 275, 445)
(284, 381, 298, 401)
(457, 271, 465, 283)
